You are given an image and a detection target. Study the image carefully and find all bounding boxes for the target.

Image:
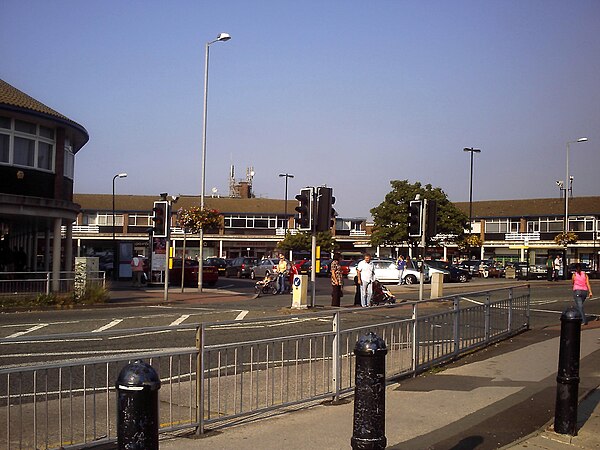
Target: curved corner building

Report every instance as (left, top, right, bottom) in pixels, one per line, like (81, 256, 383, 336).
(0, 78, 89, 290)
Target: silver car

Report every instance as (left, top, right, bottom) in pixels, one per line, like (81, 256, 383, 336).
(250, 258, 280, 280)
(347, 259, 426, 285)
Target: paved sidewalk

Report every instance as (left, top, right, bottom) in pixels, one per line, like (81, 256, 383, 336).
(158, 325, 600, 450)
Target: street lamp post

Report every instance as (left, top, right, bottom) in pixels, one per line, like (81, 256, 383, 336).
(112, 173, 127, 280)
(563, 137, 588, 277)
(199, 33, 231, 292)
(279, 173, 294, 232)
(463, 147, 481, 232)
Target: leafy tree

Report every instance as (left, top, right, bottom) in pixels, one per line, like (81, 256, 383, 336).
(370, 180, 469, 247)
(278, 230, 338, 254)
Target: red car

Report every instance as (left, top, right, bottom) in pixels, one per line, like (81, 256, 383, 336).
(169, 259, 219, 287)
(339, 260, 353, 276)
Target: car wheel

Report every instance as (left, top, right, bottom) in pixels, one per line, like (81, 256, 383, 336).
(404, 275, 417, 285)
(458, 274, 468, 283)
(250, 271, 256, 280)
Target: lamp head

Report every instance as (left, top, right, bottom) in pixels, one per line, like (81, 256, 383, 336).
(118, 173, 127, 178)
(556, 180, 564, 187)
(577, 137, 588, 143)
(463, 147, 481, 153)
(216, 33, 231, 42)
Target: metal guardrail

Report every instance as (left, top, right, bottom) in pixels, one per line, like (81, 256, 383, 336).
(0, 285, 530, 449)
(0, 271, 106, 296)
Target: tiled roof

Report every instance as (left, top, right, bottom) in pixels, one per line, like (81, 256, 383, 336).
(74, 194, 296, 215)
(0, 78, 89, 149)
(454, 196, 600, 218)
(0, 79, 71, 121)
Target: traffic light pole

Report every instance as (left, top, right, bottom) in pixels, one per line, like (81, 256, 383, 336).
(163, 202, 171, 302)
(310, 189, 317, 307)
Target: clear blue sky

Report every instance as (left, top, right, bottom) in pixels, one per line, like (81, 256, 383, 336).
(2, 0, 599, 218)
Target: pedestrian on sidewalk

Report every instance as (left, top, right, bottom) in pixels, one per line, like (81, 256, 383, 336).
(396, 255, 406, 285)
(553, 255, 562, 281)
(130, 253, 144, 287)
(546, 255, 554, 281)
(330, 252, 343, 307)
(276, 253, 290, 294)
(572, 263, 593, 325)
(357, 253, 375, 307)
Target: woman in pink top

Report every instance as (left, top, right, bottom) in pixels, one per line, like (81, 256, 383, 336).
(572, 263, 593, 325)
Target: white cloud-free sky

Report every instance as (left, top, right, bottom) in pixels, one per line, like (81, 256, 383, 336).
(2, 0, 599, 217)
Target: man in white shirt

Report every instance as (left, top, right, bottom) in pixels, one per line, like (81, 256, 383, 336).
(356, 254, 375, 307)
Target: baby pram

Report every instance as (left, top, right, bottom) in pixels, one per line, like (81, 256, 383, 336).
(254, 273, 279, 297)
(371, 280, 396, 305)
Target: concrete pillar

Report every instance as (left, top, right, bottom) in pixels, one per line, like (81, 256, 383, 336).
(52, 218, 62, 292)
(44, 228, 51, 271)
(65, 222, 73, 273)
(430, 272, 444, 299)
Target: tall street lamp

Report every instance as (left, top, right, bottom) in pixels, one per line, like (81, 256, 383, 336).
(199, 32, 231, 292)
(112, 172, 127, 280)
(279, 173, 294, 232)
(463, 147, 481, 232)
(563, 137, 588, 276)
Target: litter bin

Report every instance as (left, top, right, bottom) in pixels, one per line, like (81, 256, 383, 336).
(116, 359, 161, 450)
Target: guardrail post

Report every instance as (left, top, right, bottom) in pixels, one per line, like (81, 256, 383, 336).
(554, 307, 582, 435)
(351, 332, 387, 450)
(508, 288, 513, 333)
(484, 292, 491, 343)
(453, 296, 460, 356)
(332, 311, 341, 402)
(526, 284, 531, 329)
(195, 324, 205, 435)
(116, 359, 161, 450)
(411, 302, 418, 375)
(45, 272, 50, 295)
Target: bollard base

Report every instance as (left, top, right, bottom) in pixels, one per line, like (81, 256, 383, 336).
(351, 436, 387, 450)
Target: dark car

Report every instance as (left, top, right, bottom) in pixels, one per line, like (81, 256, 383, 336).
(426, 260, 471, 283)
(457, 260, 483, 277)
(225, 257, 257, 278)
(567, 263, 595, 278)
(206, 257, 227, 276)
(169, 259, 219, 287)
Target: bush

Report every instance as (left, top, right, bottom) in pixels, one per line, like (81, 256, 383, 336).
(0, 283, 110, 309)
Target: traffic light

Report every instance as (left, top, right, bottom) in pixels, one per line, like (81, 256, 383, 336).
(426, 200, 438, 239)
(152, 201, 168, 237)
(295, 188, 313, 231)
(408, 200, 423, 237)
(316, 186, 337, 232)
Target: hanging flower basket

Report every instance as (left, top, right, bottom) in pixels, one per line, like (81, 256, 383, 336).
(554, 231, 578, 246)
(457, 234, 483, 251)
(177, 207, 221, 233)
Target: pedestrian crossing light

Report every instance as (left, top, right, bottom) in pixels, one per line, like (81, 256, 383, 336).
(295, 188, 313, 231)
(152, 201, 168, 238)
(408, 200, 423, 237)
(316, 186, 336, 232)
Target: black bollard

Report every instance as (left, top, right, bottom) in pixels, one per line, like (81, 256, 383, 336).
(554, 307, 582, 435)
(116, 359, 161, 450)
(351, 332, 388, 450)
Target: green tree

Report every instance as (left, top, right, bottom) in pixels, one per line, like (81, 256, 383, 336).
(370, 180, 468, 247)
(278, 231, 338, 254)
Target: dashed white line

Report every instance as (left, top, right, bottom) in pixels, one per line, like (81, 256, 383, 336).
(92, 319, 123, 333)
(170, 314, 190, 326)
(235, 310, 249, 321)
(6, 324, 49, 338)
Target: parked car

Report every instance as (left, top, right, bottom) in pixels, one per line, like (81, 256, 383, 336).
(319, 259, 332, 277)
(567, 263, 595, 278)
(339, 260, 353, 276)
(425, 260, 471, 283)
(347, 259, 425, 285)
(205, 257, 227, 276)
(225, 257, 257, 278)
(251, 258, 280, 280)
(169, 259, 219, 287)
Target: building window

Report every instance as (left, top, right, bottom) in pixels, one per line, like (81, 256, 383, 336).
(128, 214, 151, 227)
(64, 147, 74, 179)
(13, 136, 35, 167)
(0, 133, 8, 163)
(485, 219, 508, 233)
(0, 117, 56, 172)
(37, 141, 54, 171)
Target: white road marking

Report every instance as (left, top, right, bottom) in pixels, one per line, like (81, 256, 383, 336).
(530, 308, 564, 314)
(6, 324, 49, 338)
(170, 314, 190, 326)
(0, 348, 163, 359)
(235, 310, 249, 321)
(92, 319, 123, 333)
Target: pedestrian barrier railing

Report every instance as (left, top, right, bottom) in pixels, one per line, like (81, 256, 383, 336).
(0, 285, 530, 449)
(0, 271, 106, 296)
